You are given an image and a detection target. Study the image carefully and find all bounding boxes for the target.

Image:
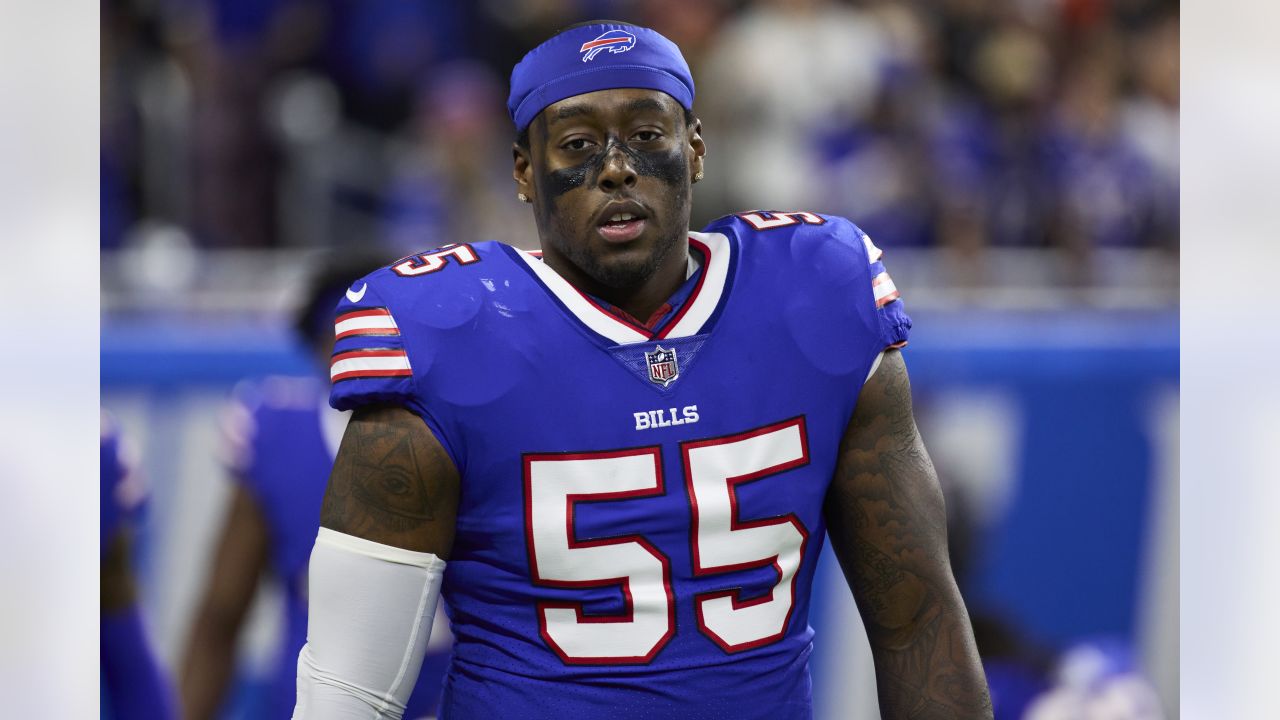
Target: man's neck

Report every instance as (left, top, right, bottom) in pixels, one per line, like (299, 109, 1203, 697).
(544, 239, 690, 324)
(607, 246, 690, 324)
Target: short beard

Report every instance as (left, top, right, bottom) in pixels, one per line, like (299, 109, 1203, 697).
(552, 224, 684, 291)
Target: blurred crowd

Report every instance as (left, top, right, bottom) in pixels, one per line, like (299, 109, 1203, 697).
(101, 0, 1179, 270)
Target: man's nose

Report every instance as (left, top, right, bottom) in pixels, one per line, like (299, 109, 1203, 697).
(596, 143, 638, 192)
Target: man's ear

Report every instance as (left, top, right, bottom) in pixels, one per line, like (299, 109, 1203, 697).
(688, 118, 706, 182)
(513, 142, 534, 202)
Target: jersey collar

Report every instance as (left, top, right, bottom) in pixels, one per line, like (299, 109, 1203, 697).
(511, 231, 734, 346)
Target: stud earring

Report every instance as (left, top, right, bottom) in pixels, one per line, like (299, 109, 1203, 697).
(692, 171, 705, 184)
(517, 192, 531, 203)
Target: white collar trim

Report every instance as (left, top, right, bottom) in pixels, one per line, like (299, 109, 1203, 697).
(514, 231, 732, 346)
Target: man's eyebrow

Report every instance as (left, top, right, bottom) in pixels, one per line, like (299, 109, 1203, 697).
(547, 97, 672, 125)
(549, 104, 592, 123)
(622, 97, 669, 116)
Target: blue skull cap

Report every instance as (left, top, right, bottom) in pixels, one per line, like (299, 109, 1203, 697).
(508, 23, 695, 133)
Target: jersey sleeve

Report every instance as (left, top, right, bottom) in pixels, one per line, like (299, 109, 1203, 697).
(852, 223, 912, 351)
(329, 277, 416, 411)
(793, 213, 912, 354)
(327, 274, 463, 471)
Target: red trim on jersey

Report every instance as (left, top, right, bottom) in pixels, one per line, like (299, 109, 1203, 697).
(335, 326, 401, 340)
(393, 243, 480, 276)
(335, 308, 391, 323)
(569, 284, 655, 337)
(329, 349, 412, 382)
(562, 236, 712, 341)
(736, 210, 826, 231)
(334, 307, 400, 340)
(681, 416, 812, 654)
(876, 289, 901, 308)
(332, 366, 412, 384)
(653, 237, 711, 339)
(331, 349, 406, 361)
(523, 447, 676, 666)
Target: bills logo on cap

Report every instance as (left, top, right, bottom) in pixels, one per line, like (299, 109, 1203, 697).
(646, 345, 679, 387)
(579, 29, 637, 62)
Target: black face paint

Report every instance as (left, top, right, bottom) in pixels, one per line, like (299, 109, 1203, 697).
(530, 110, 696, 293)
(543, 135, 688, 200)
(623, 142, 687, 187)
(544, 156, 593, 199)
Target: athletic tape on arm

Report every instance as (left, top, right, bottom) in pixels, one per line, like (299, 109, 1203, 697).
(293, 528, 446, 720)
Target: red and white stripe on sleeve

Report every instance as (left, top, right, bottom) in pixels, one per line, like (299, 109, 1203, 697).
(335, 307, 400, 340)
(330, 348, 412, 383)
(871, 271, 900, 308)
(331, 306, 412, 383)
(862, 231, 901, 308)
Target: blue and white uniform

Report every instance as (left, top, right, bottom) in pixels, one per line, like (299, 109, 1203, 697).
(330, 212, 911, 719)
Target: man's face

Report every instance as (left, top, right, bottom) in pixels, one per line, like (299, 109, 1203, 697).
(514, 88, 705, 291)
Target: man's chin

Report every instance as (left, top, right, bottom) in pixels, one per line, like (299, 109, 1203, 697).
(583, 253, 659, 290)
(548, 226, 681, 290)
(559, 233, 655, 287)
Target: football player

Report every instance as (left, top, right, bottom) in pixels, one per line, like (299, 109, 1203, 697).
(295, 21, 991, 720)
(102, 412, 177, 720)
(180, 254, 451, 719)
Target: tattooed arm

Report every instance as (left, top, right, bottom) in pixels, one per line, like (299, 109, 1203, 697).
(824, 350, 991, 719)
(320, 404, 460, 555)
(295, 405, 458, 718)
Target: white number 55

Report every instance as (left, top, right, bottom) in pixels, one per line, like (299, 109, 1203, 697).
(523, 417, 810, 665)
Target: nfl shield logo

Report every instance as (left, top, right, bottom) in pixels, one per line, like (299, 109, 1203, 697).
(646, 346, 679, 387)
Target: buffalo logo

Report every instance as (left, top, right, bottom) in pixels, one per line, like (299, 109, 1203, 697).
(579, 30, 637, 62)
(646, 345, 679, 387)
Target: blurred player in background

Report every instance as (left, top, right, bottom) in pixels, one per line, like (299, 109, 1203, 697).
(180, 253, 451, 720)
(102, 412, 177, 720)
(295, 21, 989, 720)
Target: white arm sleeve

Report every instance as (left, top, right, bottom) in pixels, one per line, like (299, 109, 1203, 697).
(293, 528, 446, 720)
(865, 351, 886, 382)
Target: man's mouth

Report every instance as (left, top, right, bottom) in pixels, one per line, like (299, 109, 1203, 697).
(598, 212, 647, 243)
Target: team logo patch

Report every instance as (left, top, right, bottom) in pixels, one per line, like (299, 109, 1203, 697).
(646, 345, 679, 387)
(579, 30, 637, 62)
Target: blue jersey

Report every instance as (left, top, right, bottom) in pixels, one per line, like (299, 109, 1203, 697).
(330, 212, 911, 719)
(224, 377, 449, 719)
(102, 411, 176, 720)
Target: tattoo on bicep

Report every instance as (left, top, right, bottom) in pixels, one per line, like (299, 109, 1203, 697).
(321, 409, 448, 537)
(840, 356, 947, 573)
(352, 433, 437, 529)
